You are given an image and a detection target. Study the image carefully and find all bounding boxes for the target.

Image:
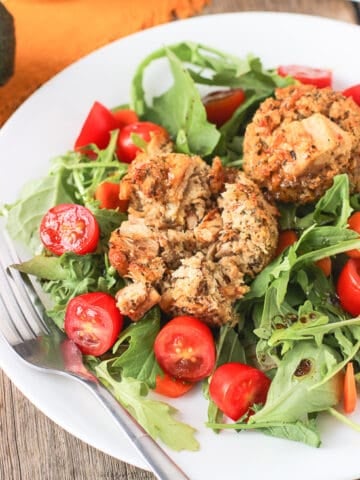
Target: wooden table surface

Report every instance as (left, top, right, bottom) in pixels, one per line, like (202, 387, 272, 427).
(0, 1, 358, 479)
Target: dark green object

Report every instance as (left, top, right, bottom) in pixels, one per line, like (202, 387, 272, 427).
(0, 2, 15, 85)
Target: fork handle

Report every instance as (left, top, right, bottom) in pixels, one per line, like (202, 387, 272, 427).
(81, 379, 190, 480)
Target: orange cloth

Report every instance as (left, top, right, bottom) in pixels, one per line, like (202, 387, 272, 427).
(0, 0, 209, 126)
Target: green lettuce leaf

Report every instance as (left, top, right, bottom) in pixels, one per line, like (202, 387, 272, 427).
(131, 41, 295, 161)
(3, 131, 128, 252)
(132, 46, 220, 156)
(111, 308, 162, 387)
(95, 361, 199, 452)
(13, 252, 124, 329)
(250, 341, 342, 424)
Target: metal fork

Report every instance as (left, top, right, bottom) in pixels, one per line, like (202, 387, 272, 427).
(0, 226, 190, 480)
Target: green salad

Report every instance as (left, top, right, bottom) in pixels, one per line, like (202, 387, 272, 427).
(3, 42, 360, 451)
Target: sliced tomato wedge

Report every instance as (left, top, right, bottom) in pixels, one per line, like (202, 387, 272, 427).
(64, 292, 123, 356)
(209, 362, 271, 421)
(95, 181, 128, 212)
(154, 373, 194, 398)
(116, 121, 169, 163)
(202, 88, 246, 127)
(154, 316, 216, 382)
(277, 65, 332, 88)
(337, 258, 360, 316)
(343, 84, 360, 107)
(74, 101, 118, 153)
(39, 203, 100, 256)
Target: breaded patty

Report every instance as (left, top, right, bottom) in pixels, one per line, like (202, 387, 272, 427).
(109, 145, 279, 326)
(243, 84, 360, 204)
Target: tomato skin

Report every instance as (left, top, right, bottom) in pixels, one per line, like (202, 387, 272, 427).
(315, 257, 332, 277)
(95, 181, 128, 212)
(276, 230, 331, 275)
(154, 373, 194, 398)
(277, 65, 332, 88)
(209, 362, 271, 421)
(154, 316, 216, 383)
(275, 230, 298, 256)
(337, 258, 360, 316)
(39, 203, 100, 256)
(116, 121, 169, 163)
(346, 212, 360, 258)
(64, 292, 123, 356)
(343, 84, 360, 107)
(74, 101, 118, 153)
(112, 108, 139, 128)
(202, 88, 246, 127)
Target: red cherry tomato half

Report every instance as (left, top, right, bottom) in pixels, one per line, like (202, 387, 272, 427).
(154, 316, 216, 382)
(116, 121, 169, 163)
(154, 373, 194, 398)
(94, 181, 128, 212)
(343, 84, 360, 107)
(277, 65, 332, 88)
(346, 212, 360, 258)
(202, 88, 246, 127)
(112, 108, 139, 128)
(64, 292, 123, 356)
(209, 362, 271, 421)
(40, 203, 100, 256)
(74, 101, 118, 153)
(337, 258, 360, 316)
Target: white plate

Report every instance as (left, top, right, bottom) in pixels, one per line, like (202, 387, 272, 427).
(1, 11, 360, 480)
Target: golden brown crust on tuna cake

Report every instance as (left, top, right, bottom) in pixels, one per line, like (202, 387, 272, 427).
(110, 149, 279, 326)
(243, 84, 360, 204)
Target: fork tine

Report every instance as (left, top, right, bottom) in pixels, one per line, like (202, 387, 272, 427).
(0, 227, 191, 480)
(0, 253, 40, 342)
(8, 266, 51, 334)
(0, 228, 50, 340)
(0, 283, 26, 345)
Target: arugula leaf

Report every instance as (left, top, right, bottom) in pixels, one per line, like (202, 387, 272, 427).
(267, 310, 360, 351)
(3, 174, 74, 251)
(279, 174, 353, 231)
(215, 324, 246, 366)
(3, 131, 128, 252)
(95, 361, 199, 452)
(250, 341, 342, 424)
(91, 207, 126, 249)
(132, 47, 220, 156)
(312, 174, 353, 228)
(54, 131, 128, 206)
(11, 255, 68, 281)
(240, 176, 360, 355)
(111, 308, 162, 387)
(131, 42, 295, 161)
(13, 252, 124, 329)
(258, 418, 321, 447)
(206, 415, 321, 448)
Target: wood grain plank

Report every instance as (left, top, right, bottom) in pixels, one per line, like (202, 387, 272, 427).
(203, 0, 357, 22)
(0, 370, 155, 480)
